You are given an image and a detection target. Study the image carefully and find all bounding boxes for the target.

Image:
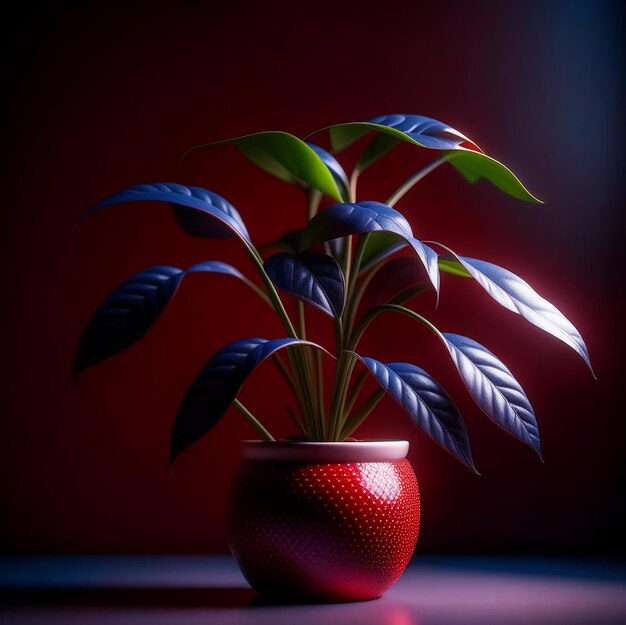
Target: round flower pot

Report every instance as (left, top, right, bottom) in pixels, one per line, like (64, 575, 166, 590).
(228, 440, 420, 602)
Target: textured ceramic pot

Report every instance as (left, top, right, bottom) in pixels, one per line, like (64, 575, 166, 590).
(228, 440, 420, 602)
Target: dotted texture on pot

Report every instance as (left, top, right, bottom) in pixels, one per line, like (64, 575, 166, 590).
(228, 459, 420, 602)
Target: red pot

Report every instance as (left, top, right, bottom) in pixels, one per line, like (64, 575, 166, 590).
(228, 440, 420, 602)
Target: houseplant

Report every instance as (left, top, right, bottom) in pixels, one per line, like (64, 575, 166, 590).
(73, 114, 593, 601)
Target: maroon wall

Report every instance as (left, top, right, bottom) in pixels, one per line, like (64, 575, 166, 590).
(3, 0, 624, 555)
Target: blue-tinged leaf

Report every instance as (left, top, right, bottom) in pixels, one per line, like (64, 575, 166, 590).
(367, 114, 479, 151)
(352, 354, 476, 471)
(73, 266, 185, 379)
(441, 333, 541, 456)
(315, 114, 479, 155)
(85, 183, 251, 243)
(73, 261, 248, 379)
(301, 201, 413, 245)
(300, 201, 439, 295)
(186, 260, 246, 278)
(171, 337, 326, 462)
(310, 115, 540, 203)
(433, 245, 593, 374)
(264, 251, 345, 318)
(407, 238, 439, 300)
(306, 142, 350, 201)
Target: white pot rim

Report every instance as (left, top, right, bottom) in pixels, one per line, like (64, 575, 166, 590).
(240, 439, 409, 463)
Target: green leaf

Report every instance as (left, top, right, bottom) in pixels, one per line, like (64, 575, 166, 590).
(446, 151, 541, 203)
(438, 256, 472, 278)
(356, 134, 402, 173)
(312, 121, 541, 203)
(329, 126, 369, 152)
(360, 232, 405, 271)
(186, 131, 346, 202)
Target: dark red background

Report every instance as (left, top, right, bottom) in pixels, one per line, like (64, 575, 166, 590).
(3, 0, 624, 556)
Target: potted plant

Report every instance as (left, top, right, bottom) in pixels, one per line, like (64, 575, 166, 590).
(73, 114, 593, 602)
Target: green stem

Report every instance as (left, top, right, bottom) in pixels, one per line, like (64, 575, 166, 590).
(233, 399, 275, 441)
(333, 356, 358, 439)
(248, 245, 316, 434)
(307, 189, 323, 220)
(386, 156, 450, 207)
(272, 355, 304, 410)
(340, 388, 385, 439)
(349, 167, 360, 202)
(248, 246, 297, 338)
(342, 233, 370, 338)
(287, 405, 308, 438)
(349, 287, 430, 350)
(241, 277, 274, 307)
(315, 350, 325, 435)
(343, 369, 368, 419)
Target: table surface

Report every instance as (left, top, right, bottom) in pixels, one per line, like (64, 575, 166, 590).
(1, 555, 625, 625)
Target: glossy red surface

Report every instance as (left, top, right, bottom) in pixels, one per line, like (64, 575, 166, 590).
(228, 457, 420, 602)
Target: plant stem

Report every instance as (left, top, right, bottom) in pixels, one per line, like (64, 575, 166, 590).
(315, 350, 325, 435)
(233, 399, 275, 441)
(287, 405, 307, 438)
(343, 369, 368, 418)
(297, 301, 307, 340)
(307, 189, 323, 219)
(247, 244, 316, 434)
(349, 287, 430, 350)
(248, 246, 298, 338)
(341, 233, 370, 337)
(349, 167, 360, 202)
(339, 388, 385, 439)
(386, 155, 451, 207)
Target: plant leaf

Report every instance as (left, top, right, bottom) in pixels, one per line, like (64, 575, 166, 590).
(356, 134, 402, 173)
(433, 246, 593, 374)
(301, 201, 439, 295)
(353, 304, 540, 457)
(185, 260, 246, 278)
(329, 125, 370, 152)
(311, 114, 540, 203)
(351, 354, 476, 471)
(446, 151, 541, 203)
(301, 201, 413, 244)
(264, 251, 345, 317)
(85, 183, 252, 243)
(366, 113, 481, 151)
(306, 142, 350, 201)
(360, 232, 406, 271)
(441, 333, 541, 456)
(438, 254, 472, 278)
(186, 132, 347, 201)
(73, 262, 248, 379)
(171, 337, 326, 462)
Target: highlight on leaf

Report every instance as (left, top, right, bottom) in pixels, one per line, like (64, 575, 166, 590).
(300, 201, 439, 296)
(441, 333, 541, 456)
(310, 114, 540, 203)
(70, 113, 592, 469)
(429, 243, 593, 374)
(349, 353, 477, 471)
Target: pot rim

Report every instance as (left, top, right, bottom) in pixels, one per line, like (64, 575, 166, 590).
(240, 439, 409, 463)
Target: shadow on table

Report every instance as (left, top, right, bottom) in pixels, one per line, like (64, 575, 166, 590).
(0, 586, 258, 608)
